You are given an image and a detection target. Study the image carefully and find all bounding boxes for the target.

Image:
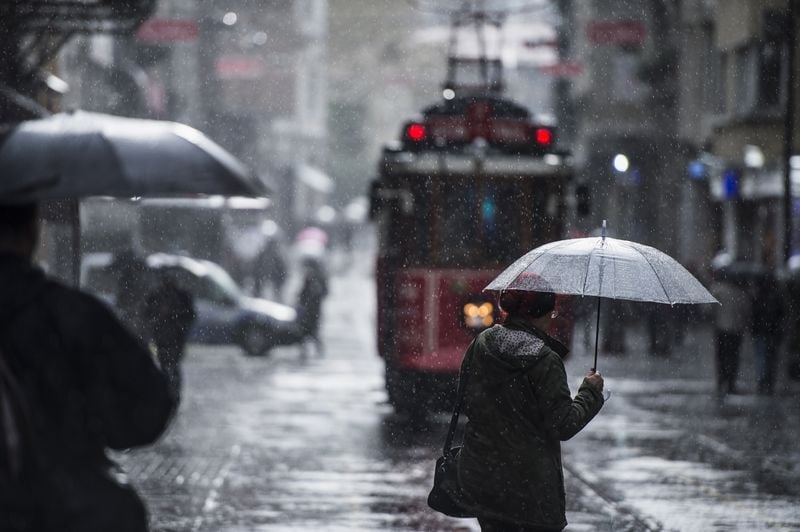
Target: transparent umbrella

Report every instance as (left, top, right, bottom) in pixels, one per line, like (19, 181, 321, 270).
(485, 221, 718, 369)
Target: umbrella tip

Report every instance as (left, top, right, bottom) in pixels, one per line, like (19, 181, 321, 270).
(602, 219, 607, 241)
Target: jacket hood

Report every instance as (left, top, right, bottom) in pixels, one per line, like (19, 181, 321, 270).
(0, 254, 48, 325)
(476, 318, 568, 378)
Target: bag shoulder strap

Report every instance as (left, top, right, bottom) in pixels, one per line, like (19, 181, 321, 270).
(442, 341, 476, 454)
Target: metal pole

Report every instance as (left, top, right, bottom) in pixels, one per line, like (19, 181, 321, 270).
(784, 0, 797, 263)
(593, 296, 601, 371)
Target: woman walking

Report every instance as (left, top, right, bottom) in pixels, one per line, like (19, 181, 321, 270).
(457, 290, 605, 531)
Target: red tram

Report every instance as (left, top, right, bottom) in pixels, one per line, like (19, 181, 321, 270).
(369, 91, 575, 415)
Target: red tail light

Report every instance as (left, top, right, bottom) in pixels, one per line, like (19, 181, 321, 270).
(406, 123, 427, 142)
(535, 127, 553, 146)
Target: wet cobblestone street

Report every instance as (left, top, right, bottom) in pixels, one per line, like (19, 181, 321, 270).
(118, 260, 800, 531)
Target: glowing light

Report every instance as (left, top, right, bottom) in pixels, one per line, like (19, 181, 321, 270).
(464, 302, 494, 329)
(252, 31, 267, 45)
(222, 12, 238, 26)
(744, 145, 764, 168)
(443, 88, 455, 100)
(535, 128, 553, 146)
(613, 154, 629, 172)
(406, 123, 427, 142)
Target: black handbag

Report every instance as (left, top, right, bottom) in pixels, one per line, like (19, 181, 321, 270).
(427, 346, 477, 518)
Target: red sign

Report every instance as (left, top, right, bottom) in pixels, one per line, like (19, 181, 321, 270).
(587, 20, 647, 46)
(538, 63, 584, 77)
(215, 56, 266, 80)
(136, 19, 199, 43)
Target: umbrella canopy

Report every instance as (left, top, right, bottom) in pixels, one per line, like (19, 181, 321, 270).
(0, 110, 268, 201)
(485, 236, 718, 305)
(485, 230, 717, 371)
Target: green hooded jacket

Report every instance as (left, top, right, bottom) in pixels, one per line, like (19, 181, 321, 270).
(457, 318, 604, 530)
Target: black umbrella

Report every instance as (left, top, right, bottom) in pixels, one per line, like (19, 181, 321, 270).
(0, 110, 269, 201)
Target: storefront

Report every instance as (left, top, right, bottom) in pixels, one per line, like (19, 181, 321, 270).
(709, 163, 794, 268)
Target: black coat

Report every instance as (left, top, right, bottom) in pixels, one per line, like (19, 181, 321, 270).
(458, 319, 604, 530)
(0, 255, 175, 527)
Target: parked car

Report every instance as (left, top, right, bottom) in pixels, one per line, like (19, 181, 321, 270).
(81, 251, 301, 356)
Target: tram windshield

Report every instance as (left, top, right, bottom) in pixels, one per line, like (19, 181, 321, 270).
(386, 175, 562, 268)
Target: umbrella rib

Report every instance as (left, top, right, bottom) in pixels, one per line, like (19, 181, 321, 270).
(581, 239, 599, 296)
(629, 243, 671, 304)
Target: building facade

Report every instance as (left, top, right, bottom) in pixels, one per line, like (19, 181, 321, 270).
(558, 0, 688, 260)
(703, 0, 799, 269)
(59, 0, 330, 234)
(556, 0, 800, 275)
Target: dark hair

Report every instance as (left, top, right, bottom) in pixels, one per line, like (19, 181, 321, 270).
(498, 290, 556, 319)
(0, 203, 38, 238)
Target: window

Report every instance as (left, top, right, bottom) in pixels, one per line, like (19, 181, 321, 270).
(757, 10, 789, 111)
(733, 45, 758, 114)
(729, 11, 788, 117)
(388, 176, 560, 268)
(610, 52, 649, 103)
(756, 40, 784, 109)
(706, 44, 726, 116)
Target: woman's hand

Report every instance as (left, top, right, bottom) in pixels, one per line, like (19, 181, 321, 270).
(585, 369, 604, 393)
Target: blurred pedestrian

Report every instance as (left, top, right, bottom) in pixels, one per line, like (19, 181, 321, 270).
(709, 267, 751, 397)
(601, 300, 627, 355)
(144, 275, 196, 403)
(112, 248, 150, 342)
(457, 290, 605, 531)
(0, 203, 175, 532)
(253, 238, 287, 301)
(295, 256, 328, 358)
(749, 273, 784, 395)
(783, 260, 800, 382)
(645, 302, 674, 357)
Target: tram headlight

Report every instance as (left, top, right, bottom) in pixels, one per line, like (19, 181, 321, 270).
(463, 301, 495, 330)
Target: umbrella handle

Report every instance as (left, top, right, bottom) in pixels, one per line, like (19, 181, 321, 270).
(593, 296, 601, 372)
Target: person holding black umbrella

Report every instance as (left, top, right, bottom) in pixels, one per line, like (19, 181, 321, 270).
(0, 203, 175, 531)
